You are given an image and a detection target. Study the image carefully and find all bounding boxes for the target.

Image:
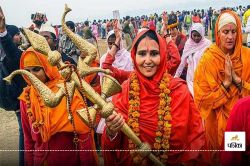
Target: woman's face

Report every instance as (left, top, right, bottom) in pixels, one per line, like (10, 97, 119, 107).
(191, 30, 202, 43)
(218, 23, 237, 54)
(24, 66, 48, 83)
(170, 27, 178, 38)
(108, 37, 116, 50)
(135, 37, 160, 79)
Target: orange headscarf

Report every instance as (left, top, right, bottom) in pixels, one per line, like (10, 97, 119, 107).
(19, 47, 90, 142)
(194, 10, 250, 165)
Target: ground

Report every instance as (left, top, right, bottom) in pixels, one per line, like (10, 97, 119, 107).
(0, 28, 248, 166)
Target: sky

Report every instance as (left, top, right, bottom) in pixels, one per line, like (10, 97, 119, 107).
(1, 0, 249, 27)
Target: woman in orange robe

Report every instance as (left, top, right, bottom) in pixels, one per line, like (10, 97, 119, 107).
(101, 19, 206, 166)
(19, 48, 99, 166)
(194, 10, 250, 166)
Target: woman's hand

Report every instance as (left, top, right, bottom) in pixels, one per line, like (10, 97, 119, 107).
(113, 19, 121, 42)
(105, 112, 125, 136)
(223, 54, 232, 89)
(229, 57, 242, 86)
(109, 19, 122, 56)
(161, 11, 169, 36)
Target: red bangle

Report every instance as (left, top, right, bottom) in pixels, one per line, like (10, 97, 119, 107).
(0, 28, 6, 33)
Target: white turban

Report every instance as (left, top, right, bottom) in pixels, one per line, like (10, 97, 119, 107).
(218, 13, 237, 31)
(39, 24, 56, 36)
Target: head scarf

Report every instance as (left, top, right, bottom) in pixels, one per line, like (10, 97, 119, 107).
(99, 30, 133, 91)
(215, 10, 242, 59)
(218, 12, 237, 31)
(183, 23, 212, 58)
(19, 47, 89, 142)
(131, 30, 168, 89)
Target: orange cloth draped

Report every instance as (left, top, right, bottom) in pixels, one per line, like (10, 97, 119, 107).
(142, 21, 149, 28)
(18, 48, 99, 165)
(102, 29, 206, 166)
(192, 15, 201, 23)
(84, 60, 101, 95)
(194, 10, 250, 165)
(84, 59, 102, 125)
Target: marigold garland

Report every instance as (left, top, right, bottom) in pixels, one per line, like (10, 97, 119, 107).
(128, 70, 172, 165)
(167, 21, 179, 29)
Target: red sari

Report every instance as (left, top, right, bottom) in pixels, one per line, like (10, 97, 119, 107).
(101, 29, 206, 166)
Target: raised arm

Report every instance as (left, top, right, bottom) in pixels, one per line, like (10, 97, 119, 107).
(0, 7, 23, 64)
(101, 19, 132, 84)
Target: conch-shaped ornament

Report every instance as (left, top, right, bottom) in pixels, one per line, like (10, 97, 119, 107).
(3, 70, 75, 108)
(77, 55, 112, 77)
(62, 4, 96, 65)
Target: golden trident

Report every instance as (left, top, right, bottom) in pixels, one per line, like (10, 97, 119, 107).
(3, 4, 164, 166)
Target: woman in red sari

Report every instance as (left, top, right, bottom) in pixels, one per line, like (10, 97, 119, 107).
(101, 19, 206, 166)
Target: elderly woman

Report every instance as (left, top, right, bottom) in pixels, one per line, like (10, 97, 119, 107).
(194, 10, 250, 166)
(175, 23, 211, 96)
(101, 19, 206, 166)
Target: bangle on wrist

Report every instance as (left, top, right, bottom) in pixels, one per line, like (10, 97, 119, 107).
(112, 43, 120, 50)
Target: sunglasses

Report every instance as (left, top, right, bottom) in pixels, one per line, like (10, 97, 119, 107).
(108, 42, 115, 45)
(43, 35, 53, 40)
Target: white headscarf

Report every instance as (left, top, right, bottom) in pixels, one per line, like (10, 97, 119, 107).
(100, 30, 133, 73)
(218, 12, 237, 31)
(174, 23, 211, 96)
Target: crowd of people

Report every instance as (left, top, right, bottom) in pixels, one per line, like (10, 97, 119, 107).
(0, 3, 250, 166)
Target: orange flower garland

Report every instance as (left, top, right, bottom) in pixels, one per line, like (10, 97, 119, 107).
(128, 70, 172, 165)
(167, 21, 179, 29)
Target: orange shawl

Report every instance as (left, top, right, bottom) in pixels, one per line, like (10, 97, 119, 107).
(194, 10, 250, 165)
(84, 59, 101, 95)
(18, 48, 90, 142)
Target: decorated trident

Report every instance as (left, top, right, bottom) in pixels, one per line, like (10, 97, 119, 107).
(3, 4, 164, 166)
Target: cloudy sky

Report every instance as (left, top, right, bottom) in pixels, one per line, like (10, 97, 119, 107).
(1, 0, 249, 27)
